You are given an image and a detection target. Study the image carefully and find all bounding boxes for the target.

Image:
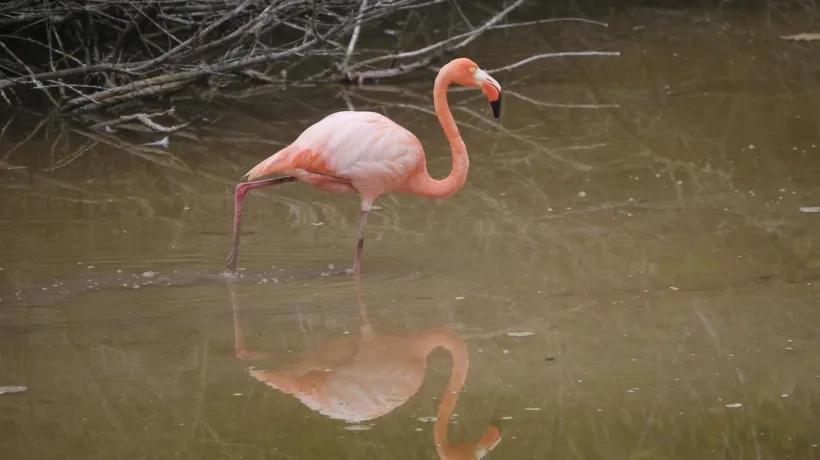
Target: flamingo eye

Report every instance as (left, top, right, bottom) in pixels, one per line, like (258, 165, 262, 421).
(469, 67, 477, 74)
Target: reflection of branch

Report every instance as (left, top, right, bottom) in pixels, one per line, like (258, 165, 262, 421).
(44, 140, 99, 172)
(71, 127, 194, 173)
(2, 115, 48, 159)
(88, 107, 201, 134)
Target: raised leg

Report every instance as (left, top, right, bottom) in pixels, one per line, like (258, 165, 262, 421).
(352, 199, 372, 278)
(226, 176, 297, 274)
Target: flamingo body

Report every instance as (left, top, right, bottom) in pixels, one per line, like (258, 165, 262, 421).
(249, 336, 430, 423)
(246, 111, 425, 204)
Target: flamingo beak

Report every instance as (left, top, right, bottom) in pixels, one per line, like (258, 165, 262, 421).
(490, 94, 502, 121)
(475, 69, 502, 120)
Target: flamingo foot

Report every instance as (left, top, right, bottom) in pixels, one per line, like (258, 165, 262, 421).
(236, 349, 270, 361)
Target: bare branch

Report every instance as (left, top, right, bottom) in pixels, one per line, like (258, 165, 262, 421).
(0, 0, 620, 134)
(341, 0, 369, 74)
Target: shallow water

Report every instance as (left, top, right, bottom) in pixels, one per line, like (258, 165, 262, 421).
(2, 5, 820, 459)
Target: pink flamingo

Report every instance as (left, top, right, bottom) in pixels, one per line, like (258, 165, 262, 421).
(225, 57, 502, 275)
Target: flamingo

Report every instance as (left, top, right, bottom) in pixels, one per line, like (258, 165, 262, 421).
(227, 284, 503, 459)
(225, 57, 502, 275)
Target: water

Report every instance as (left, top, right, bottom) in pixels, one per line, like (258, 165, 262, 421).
(2, 5, 820, 459)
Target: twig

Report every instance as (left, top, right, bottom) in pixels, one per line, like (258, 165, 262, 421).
(487, 51, 621, 74)
(492, 17, 610, 29)
(347, 0, 529, 72)
(0, 40, 58, 106)
(341, 0, 369, 75)
(505, 90, 620, 109)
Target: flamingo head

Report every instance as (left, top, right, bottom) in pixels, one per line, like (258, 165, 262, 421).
(448, 58, 503, 120)
(437, 424, 502, 460)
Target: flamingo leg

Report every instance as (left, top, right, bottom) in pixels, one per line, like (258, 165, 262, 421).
(227, 279, 272, 361)
(226, 176, 297, 274)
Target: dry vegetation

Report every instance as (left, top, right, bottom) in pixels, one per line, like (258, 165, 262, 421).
(0, 0, 616, 134)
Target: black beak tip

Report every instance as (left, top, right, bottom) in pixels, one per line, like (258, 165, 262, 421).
(490, 93, 502, 121)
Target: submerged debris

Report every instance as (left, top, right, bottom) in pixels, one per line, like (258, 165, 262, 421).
(799, 207, 820, 213)
(144, 136, 170, 148)
(780, 33, 820, 42)
(343, 424, 373, 431)
(0, 386, 27, 395)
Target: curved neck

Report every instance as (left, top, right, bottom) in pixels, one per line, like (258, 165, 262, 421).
(407, 67, 470, 199)
(415, 329, 469, 454)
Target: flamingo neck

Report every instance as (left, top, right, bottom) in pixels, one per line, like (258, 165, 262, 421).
(418, 329, 469, 455)
(407, 66, 469, 199)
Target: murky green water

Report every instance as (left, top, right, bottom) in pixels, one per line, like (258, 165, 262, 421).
(2, 5, 820, 459)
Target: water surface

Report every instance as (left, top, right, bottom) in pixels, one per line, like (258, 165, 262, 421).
(2, 6, 820, 459)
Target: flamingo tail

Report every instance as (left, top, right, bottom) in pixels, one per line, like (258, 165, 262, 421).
(245, 145, 300, 181)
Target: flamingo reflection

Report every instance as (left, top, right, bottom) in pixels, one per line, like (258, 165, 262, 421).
(228, 286, 501, 459)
